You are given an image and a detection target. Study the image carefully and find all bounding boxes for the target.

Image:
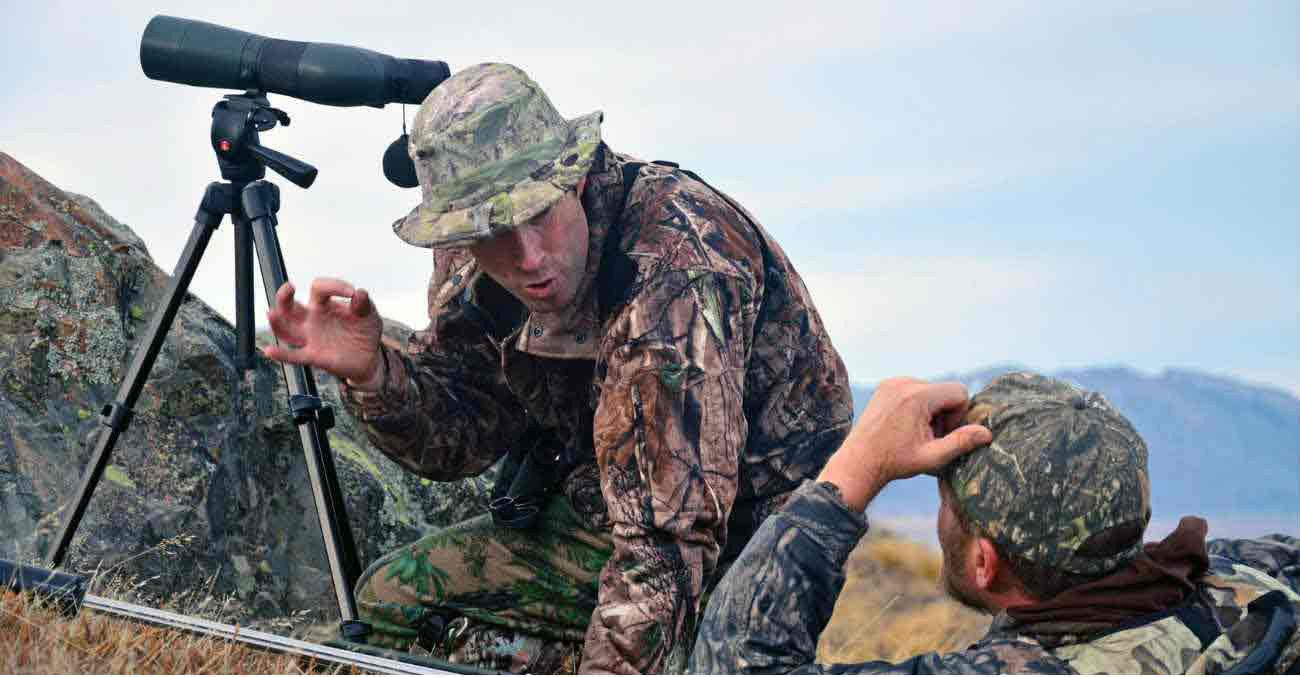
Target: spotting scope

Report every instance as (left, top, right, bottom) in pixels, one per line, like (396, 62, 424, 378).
(140, 15, 449, 107)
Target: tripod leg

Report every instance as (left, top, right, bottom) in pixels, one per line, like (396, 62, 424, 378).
(240, 181, 368, 640)
(47, 183, 231, 569)
(234, 220, 256, 371)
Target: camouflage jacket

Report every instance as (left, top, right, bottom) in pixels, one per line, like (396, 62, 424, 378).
(688, 480, 1300, 674)
(340, 145, 854, 673)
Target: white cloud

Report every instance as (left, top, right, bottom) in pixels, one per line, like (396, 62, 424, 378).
(2, 1, 1295, 395)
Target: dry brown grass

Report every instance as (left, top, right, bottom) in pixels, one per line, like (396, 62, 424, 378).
(0, 588, 345, 674)
(818, 534, 989, 665)
(4, 532, 976, 672)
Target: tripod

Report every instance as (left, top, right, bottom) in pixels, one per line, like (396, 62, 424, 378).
(0, 91, 370, 642)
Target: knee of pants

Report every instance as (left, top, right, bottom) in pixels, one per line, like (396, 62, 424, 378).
(354, 556, 386, 602)
(353, 547, 450, 607)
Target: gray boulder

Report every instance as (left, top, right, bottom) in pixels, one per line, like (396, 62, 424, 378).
(0, 152, 492, 628)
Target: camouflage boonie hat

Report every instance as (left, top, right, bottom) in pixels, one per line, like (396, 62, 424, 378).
(944, 372, 1151, 576)
(392, 63, 603, 248)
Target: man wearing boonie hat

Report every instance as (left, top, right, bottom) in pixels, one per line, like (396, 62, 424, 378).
(262, 63, 854, 673)
(691, 372, 1300, 674)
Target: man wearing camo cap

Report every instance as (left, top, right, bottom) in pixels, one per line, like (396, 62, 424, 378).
(690, 372, 1300, 674)
(263, 63, 853, 672)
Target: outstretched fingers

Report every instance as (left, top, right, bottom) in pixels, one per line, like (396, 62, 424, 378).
(350, 288, 374, 318)
(267, 282, 310, 346)
(265, 309, 309, 347)
(271, 281, 306, 319)
(308, 277, 356, 308)
(261, 342, 316, 367)
(274, 280, 296, 307)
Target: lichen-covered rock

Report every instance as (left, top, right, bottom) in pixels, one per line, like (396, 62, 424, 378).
(0, 151, 493, 628)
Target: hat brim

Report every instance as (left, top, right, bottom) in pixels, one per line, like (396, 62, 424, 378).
(392, 111, 603, 248)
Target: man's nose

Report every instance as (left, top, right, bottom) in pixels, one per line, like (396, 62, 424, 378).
(513, 225, 545, 273)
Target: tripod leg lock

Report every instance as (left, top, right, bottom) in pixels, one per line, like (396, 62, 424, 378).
(289, 394, 335, 430)
(99, 402, 134, 432)
(195, 182, 236, 227)
(240, 180, 281, 224)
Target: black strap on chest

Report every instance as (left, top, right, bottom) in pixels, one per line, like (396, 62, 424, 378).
(593, 161, 649, 323)
(599, 159, 779, 336)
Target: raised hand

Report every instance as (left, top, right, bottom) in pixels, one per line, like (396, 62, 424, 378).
(262, 278, 385, 390)
(817, 378, 993, 512)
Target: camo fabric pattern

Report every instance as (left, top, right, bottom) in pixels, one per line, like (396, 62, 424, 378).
(341, 145, 854, 673)
(393, 63, 603, 248)
(1207, 535, 1300, 593)
(945, 372, 1151, 576)
(1047, 615, 1205, 673)
(355, 493, 610, 673)
(688, 482, 1300, 674)
(1047, 535, 1300, 674)
(1187, 535, 1300, 674)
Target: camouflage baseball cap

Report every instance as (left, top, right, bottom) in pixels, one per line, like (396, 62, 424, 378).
(392, 63, 603, 248)
(943, 372, 1151, 576)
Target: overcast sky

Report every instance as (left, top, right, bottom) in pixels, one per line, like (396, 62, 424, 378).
(3, 1, 1296, 394)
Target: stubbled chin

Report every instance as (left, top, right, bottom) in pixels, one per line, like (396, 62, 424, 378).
(521, 293, 571, 314)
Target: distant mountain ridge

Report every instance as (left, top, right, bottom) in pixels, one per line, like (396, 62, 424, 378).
(852, 365, 1299, 538)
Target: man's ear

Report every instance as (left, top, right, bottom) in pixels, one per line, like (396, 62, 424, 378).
(576, 176, 588, 195)
(973, 536, 1001, 591)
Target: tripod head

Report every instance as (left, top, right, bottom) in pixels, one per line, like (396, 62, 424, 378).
(211, 92, 317, 188)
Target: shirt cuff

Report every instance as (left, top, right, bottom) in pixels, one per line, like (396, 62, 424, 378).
(337, 344, 413, 422)
(780, 479, 871, 568)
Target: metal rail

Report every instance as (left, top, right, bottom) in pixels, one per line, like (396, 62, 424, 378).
(81, 594, 460, 674)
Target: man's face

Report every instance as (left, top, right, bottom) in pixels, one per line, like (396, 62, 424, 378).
(468, 184, 590, 314)
(937, 479, 994, 614)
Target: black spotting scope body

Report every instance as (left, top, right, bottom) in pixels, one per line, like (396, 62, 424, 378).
(141, 15, 449, 107)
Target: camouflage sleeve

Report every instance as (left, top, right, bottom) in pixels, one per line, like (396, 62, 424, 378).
(578, 269, 749, 674)
(688, 481, 1073, 675)
(338, 312, 526, 481)
(687, 480, 864, 674)
(1207, 534, 1300, 593)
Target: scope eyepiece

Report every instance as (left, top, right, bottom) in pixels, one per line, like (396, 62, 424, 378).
(140, 15, 449, 108)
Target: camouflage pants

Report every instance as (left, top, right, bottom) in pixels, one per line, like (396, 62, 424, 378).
(355, 493, 613, 673)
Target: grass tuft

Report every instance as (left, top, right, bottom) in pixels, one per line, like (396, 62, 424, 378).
(2, 538, 348, 675)
(818, 533, 988, 664)
(0, 586, 348, 673)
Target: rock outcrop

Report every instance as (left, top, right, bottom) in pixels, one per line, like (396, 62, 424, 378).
(0, 152, 491, 626)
